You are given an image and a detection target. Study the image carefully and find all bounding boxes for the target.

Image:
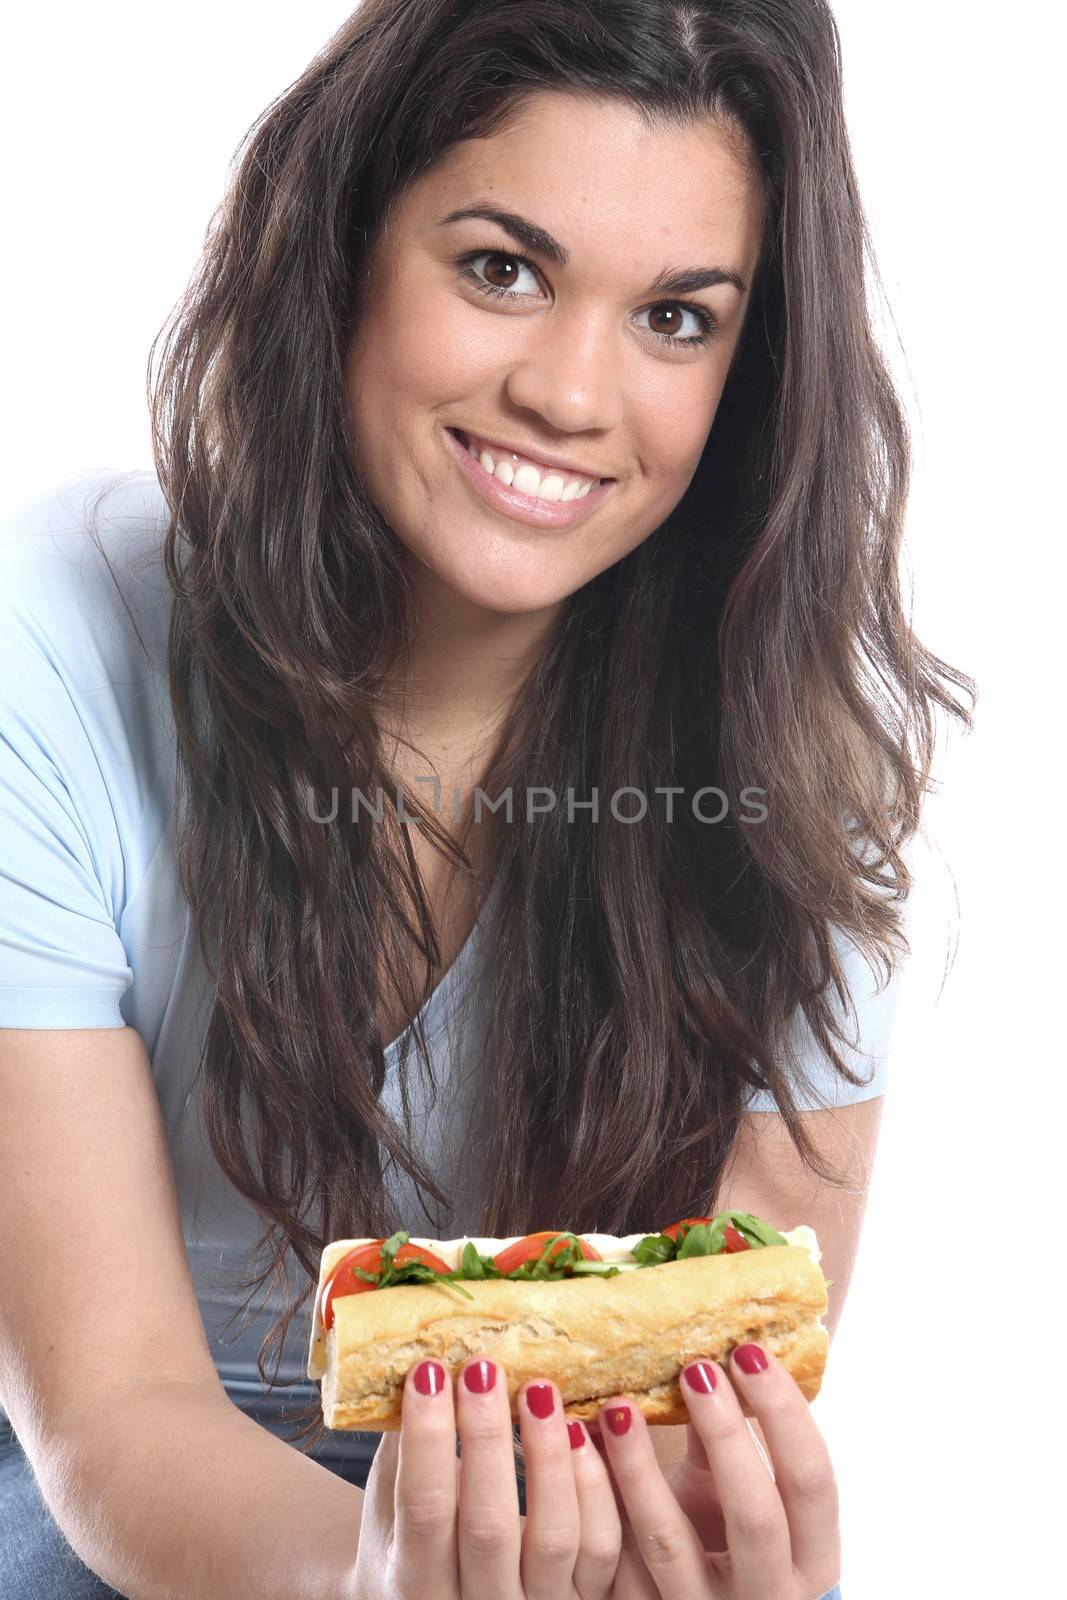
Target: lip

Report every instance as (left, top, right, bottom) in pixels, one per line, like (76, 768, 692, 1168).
(443, 427, 616, 530)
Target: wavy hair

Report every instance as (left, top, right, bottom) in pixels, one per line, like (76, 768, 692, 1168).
(109, 0, 976, 1452)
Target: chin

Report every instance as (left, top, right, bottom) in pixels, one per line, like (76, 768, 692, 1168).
(445, 570, 568, 617)
(416, 545, 574, 616)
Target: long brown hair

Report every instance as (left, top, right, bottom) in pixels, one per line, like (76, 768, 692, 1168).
(112, 0, 975, 1451)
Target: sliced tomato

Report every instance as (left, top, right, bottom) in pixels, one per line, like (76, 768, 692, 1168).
(662, 1216, 714, 1242)
(722, 1225, 752, 1253)
(491, 1231, 603, 1275)
(320, 1239, 453, 1331)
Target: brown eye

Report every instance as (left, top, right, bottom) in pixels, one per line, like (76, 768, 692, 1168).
(481, 253, 522, 289)
(647, 305, 686, 336)
(637, 301, 717, 346)
(459, 249, 540, 299)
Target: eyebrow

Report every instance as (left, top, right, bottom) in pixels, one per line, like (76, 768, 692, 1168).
(437, 205, 749, 297)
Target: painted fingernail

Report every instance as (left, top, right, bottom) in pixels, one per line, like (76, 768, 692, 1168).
(733, 1343, 769, 1375)
(526, 1382, 555, 1419)
(463, 1359, 497, 1394)
(683, 1360, 718, 1394)
(567, 1420, 586, 1449)
(413, 1359, 446, 1396)
(605, 1404, 632, 1436)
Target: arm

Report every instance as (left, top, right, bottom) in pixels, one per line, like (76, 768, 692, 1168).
(650, 1097, 885, 1481)
(39, 1379, 363, 1600)
(0, 1025, 361, 1600)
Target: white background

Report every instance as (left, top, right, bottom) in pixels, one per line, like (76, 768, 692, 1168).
(1, 2, 1062, 1594)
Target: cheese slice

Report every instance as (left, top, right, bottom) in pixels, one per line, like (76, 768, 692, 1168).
(305, 1224, 821, 1381)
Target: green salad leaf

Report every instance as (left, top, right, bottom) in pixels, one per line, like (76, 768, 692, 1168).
(352, 1231, 477, 1300)
(348, 1214, 794, 1297)
(632, 1210, 789, 1265)
(631, 1232, 678, 1266)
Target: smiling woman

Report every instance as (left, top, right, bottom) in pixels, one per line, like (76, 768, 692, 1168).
(0, 1, 975, 1597)
(346, 98, 763, 609)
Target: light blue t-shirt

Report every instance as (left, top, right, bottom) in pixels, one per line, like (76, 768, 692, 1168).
(0, 469, 899, 1449)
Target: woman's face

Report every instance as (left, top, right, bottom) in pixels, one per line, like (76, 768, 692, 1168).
(344, 90, 763, 618)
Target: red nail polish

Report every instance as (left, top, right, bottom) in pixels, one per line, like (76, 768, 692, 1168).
(567, 1420, 585, 1449)
(733, 1344, 769, 1375)
(605, 1405, 631, 1436)
(413, 1359, 446, 1396)
(463, 1359, 497, 1394)
(526, 1382, 555, 1418)
(682, 1361, 718, 1394)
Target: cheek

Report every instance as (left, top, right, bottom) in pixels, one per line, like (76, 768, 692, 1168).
(641, 422, 715, 510)
(352, 287, 495, 417)
(640, 377, 725, 498)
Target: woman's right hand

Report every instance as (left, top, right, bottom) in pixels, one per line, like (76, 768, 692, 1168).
(588, 1343, 842, 1600)
(349, 1352, 625, 1599)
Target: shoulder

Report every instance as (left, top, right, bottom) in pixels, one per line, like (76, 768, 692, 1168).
(743, 920, 908, 1114)
(0, 467, 172, 672)
(0, 469, 179, 874)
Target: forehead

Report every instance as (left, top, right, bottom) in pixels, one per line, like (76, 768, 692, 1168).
(401, 89, 764, 283)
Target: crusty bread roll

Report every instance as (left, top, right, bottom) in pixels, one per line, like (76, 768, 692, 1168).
(318, 1244, 828, 1430)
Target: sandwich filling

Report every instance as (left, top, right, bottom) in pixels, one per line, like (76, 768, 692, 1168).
(307, 1213, 822, 1380)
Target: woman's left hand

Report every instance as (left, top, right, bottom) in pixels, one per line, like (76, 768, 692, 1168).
(589, 1342, 841, 1599)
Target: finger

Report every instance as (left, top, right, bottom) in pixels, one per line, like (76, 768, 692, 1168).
(392, 1358, 459, 1595)
(667, 1423, 728, 1554)
(726, 1343, 841, 1593)
(566, 1418, 623, 1600)
(671, 1417, 772, 1549)
(596, 1395, 711, 1598)
(352, 1432, 399, 1578)
(455, 1355, 521, 1598)
(585, 1428, 665, 1599)
(587, 1422, 622, 1500)
(363, 1430, 399, 1522)
(745, 1416, 776, 1479)
(519, 1380, 581, 1600)
(680, 1356, 793, 1600)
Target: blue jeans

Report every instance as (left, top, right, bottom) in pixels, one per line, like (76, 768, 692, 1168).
(0, 1412, 841, 1598)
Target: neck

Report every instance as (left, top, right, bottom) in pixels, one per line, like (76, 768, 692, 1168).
(381, 560, 562, 779)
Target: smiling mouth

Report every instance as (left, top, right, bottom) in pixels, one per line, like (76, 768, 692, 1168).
(442, 424, 619, 530)
(450, 427, 613, 498)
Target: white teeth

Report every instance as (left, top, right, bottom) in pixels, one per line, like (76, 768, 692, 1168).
(461, 431, 598, 502)
(512, 461, 541, 496)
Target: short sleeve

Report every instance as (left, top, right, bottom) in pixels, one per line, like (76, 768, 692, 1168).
(743, 924, 904, 1112)
(0, 573, 134, 1028)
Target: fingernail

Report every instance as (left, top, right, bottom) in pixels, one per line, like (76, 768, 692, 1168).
(605, 1404, 632, 1436)
(733, 1343, 769, 1375)
(567, 1420, 586, 1449)
(682, 1360, 718, 1394)
(526, 1382, 555, 1419)
(413, 1359, 446, 1396)
(463, 1359, 497, 1394)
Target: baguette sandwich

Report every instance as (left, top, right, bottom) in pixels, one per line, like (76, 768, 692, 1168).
(307, 1212, 831, 1430)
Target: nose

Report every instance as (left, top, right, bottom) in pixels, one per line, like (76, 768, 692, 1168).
(503, 305, 625, 437)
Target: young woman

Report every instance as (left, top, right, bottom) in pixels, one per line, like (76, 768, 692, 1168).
(0, 1, 974, 1596)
